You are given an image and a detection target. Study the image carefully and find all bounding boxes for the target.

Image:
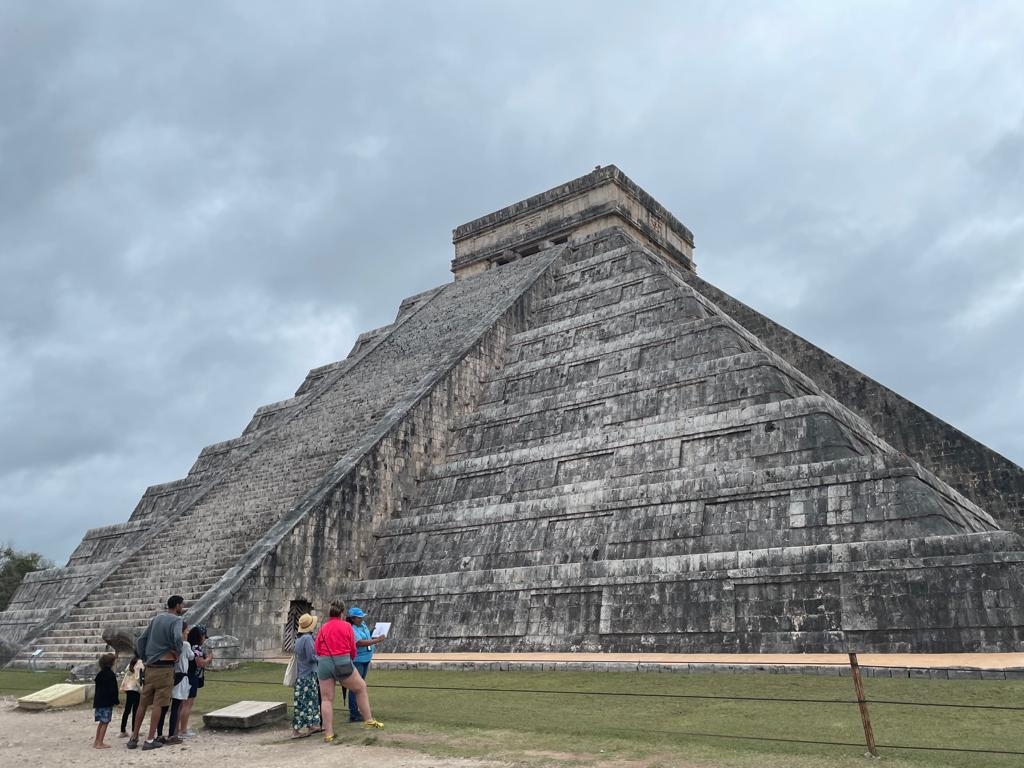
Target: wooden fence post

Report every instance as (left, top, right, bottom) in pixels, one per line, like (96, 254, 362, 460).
(848, 652, 879, 757)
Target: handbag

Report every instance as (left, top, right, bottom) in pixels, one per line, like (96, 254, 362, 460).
(283, 655, 298, 687)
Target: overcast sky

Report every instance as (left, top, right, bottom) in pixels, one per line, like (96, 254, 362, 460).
(2, 2, 1022, 565)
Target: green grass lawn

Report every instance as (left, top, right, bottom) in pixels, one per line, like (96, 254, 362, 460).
(3, 664, 1022, 768)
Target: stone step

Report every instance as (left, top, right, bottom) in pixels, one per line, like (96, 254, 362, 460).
(12, 650, 109, 667)
(513, 293, 705, 367)
(371, 465, 982, 580)
(417, 415, 875, 509)
(348, 535, 1024, 654)
(23, 641, 114, 655)
(74, 592, 214, 612)
(97, 570, 229, 588)
(495, 316, 741, 384)
(45, 625, 151, 639)
(76, 583, 220, 605)
(42, 616, 154, 633)
(511, 283, 706, 349)
(549, 243, 640, 283)
(395, 453, 990, 555)
(186, 433, 262, 479)
(397, 454, 894, 532)
(241, 393, 310, 435)
(449, 360, 802, 457)
(450, 390, 793, 460)
(542, 248, 649, 291)
(454, 351, 789, 430)
(482, 320, 749, 406)
(425, 395, 863, 482)
(532, 263, 667, 316)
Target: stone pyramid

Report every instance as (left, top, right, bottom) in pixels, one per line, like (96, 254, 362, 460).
(3, 166, 1023, 666)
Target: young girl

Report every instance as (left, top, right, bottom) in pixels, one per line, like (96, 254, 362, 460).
(93, 652, 119, 748)
(176, 624, 211, 738)
(119, 654, 144, 737)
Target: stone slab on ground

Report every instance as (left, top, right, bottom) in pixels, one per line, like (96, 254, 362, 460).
(204, 700, 286, 729)
(16, 683, 92, 710)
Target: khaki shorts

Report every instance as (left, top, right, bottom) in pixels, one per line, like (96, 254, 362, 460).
(139, 664, 174, 709)
(317, 655, 354, 682)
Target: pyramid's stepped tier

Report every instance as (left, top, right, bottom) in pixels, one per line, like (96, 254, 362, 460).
(1, 250, 557, 665)
(351, 532, 1024, 653)
(679, 271, 1024, 536)
(347, 229, 1024, 653)
(368, 457, 993, 580)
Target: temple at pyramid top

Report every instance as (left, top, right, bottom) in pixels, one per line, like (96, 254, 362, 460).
(2, 166, 1023, 668)
(451, 165, 695, 278)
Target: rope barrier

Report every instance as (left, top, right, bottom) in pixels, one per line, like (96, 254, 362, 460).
(197, 675, 1024, 711)
(196, 654, 1018, 672)
(7, 676, 1022, 713)
(5, 658, 1023, 758)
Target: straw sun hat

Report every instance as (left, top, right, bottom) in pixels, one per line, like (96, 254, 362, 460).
(297, 613, 319, 634)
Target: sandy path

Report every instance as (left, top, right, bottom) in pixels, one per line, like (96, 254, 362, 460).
(372, 651, 1024, 669)
(0, 698, 505, 768)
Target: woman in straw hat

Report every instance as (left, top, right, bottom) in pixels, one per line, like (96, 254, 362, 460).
(291, 613, 323, 738)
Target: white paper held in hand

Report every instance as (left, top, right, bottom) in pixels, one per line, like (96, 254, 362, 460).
(371, 622, 391, 639)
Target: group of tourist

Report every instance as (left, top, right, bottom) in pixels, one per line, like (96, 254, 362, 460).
(290, 601, 387, 742)
(92, 595, 211, 750)
(91, 595, 385, 749)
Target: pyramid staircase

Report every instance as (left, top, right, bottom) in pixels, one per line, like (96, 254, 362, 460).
(2, 252, 553, 666)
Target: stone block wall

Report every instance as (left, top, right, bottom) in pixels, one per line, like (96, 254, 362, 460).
(681, 272, 1024, 537)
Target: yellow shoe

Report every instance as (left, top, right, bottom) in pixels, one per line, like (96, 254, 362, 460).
(363, 719, 384, 729)
(324, 734, 335, 743)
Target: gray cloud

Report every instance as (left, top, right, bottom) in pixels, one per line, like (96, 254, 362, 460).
(2, 2, 1022, 563)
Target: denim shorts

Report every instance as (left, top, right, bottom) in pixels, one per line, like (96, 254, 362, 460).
(94, 707, 113, 723)
(317, 655, 354, 681)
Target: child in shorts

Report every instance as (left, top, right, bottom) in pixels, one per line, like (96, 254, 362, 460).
(93, 652, 119, 749)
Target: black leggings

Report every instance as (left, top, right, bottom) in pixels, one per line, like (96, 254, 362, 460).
(156, 698, 183, 737)
(120, 690, 140, 733)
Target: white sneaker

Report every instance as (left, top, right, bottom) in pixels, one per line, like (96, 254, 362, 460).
(180, 730, 197, 738)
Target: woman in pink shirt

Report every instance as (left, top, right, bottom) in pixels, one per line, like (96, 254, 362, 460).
(314, 602, 383, 740)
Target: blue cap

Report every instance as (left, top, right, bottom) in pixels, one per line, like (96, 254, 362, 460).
(347, 607, 366, 618)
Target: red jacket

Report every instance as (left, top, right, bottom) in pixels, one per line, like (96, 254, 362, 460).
(314, 617, 356, 659)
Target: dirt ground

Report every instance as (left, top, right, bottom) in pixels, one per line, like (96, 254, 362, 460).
(0, 698, 507, 768)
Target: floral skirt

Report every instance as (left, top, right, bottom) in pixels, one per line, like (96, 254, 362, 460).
(292, 672, 321, 730)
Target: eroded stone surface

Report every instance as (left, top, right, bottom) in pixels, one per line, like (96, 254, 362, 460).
(2, 167, 1022, 665)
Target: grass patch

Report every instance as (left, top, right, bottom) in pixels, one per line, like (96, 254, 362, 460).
(3, 663, 1022, 767)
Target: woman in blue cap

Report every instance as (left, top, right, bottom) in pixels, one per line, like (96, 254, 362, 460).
(345, 606, 386, 722)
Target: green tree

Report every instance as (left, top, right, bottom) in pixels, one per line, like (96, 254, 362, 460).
(0, 545, 54, 612)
